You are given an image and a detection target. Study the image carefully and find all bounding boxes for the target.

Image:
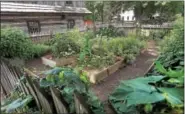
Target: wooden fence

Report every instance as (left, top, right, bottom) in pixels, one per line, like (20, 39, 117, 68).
(1, 59, 23, 100)
(18, 73, 95, 114)
(1, 59, 97, 113)
(29, 28, 86, 43)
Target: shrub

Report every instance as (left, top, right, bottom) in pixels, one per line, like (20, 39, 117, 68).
(32, 44, 51, 57)
(158, 16, 184, 69)
(0, 27, 34, 59)
(149, 30, 169, 41)
(96, 25, 125, 37)
(103, 36, 145, 63)
(52, 36, 80, 58)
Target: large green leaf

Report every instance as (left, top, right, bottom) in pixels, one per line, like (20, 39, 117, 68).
(120, 76, 165, 93)
(40, 78, 54, 87)
(126, 92, 165, 107)
(158, 87, 184, 107)
(166, 68, 184, 78)
(155, 61, 167, 74)
(2, 95, 33, 113)
(109, 76, 166, 113)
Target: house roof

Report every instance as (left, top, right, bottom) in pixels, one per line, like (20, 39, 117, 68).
(1, 2, 92, 14)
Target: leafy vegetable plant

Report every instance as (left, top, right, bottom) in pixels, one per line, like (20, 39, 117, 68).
(40, 67, 105, 114)
(109, 76, 184, 114)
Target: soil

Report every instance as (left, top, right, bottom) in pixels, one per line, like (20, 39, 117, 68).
(25, 57, 51, 78)
(90, 40, 159, 113)
(25, 40, 159, 113)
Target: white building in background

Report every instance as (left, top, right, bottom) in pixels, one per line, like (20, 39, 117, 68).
(120, 10, 135, 22)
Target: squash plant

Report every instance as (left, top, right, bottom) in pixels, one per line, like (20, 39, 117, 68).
(109, 76, 184, 114)
(40, 67, 105, 114)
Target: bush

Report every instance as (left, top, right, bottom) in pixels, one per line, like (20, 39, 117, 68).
(52, 36, 80, 58)
(103, 36, 145, 63)
(149, 30, 169, 41)
(158, 16, 184, 69)
(0, 27, 34, 59)
(96, 25, 125, 37)
(32, 44, 51, 57)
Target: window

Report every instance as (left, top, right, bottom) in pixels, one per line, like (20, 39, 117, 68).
(27, 20, 41, 34)
(67, 19, 75, 29)
(65, 1, 73, 6)
(61, 15, 66, 20)
(127, 16, 129, 21)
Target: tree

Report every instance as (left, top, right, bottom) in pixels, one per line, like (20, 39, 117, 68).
(122, 1, 184, 36)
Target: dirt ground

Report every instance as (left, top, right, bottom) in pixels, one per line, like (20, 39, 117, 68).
(25, 40, 159, 113)
(90, 40, 159, 113)
(25, 57, 51, 77)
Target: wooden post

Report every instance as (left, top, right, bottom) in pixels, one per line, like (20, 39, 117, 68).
(50, 87, 69, 114)
(32, 80, 54, 114)
(74, 91, 93, 114)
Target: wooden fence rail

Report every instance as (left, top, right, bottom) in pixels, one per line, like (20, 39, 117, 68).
(1, 59, 23, 100)
(19, 72, 95, 114)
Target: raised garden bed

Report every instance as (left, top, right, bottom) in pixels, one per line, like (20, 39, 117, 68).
(41, 54, 77, 67)
(41, 54, 125, 84)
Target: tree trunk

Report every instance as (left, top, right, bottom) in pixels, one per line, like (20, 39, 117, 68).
(92, 6, 96, 36)
(101, 2, 104, 24)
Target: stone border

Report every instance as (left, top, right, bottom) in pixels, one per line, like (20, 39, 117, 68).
(41, 55, 125, 84)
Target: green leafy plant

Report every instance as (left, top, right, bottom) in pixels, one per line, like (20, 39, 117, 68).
(32, 44, 51, 57)
(109, 76, 184, 114)
(149, 30, 169, 41)
(1, 95, 33, 113)
(104, 36, 145, 63)
(154, 61, 184, 86)
(0, 27, 34, 59)
(52, 36, 80, 58)
(158, 16, 184, 69)
(96, 25, 125, 37)
(79, 36, 92, 62)
(40, 67, 105, 114)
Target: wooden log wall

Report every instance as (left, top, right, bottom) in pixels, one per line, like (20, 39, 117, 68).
(1, 12, 85, 33)
(1, 12, 86, 43)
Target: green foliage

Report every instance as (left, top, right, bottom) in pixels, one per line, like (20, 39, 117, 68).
(79, 36, 92, 62)
(1, 95, 33, 113)
(96, 26, 125, 37)
(0, 27, 34, 59)
(78, 35, 117, 68)
(109, 76, 184, 114)
(44, 33, 62, 46)
(149, 30, 169, 41)
(40, 67, 104, 114)
(158, 16, 184, 69)
(154, 61, 184, 86)
(52, 36, 80, 58)
(144, 104, 153, 113)
(104, 36, 145, 63)
(32, 44, 51, 57)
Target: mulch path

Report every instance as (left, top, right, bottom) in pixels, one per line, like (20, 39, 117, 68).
(90, 40, 159, 113)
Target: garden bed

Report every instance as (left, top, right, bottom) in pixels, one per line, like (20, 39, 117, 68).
(41, 54, 77, 67)
(41, 54, 125, 84)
